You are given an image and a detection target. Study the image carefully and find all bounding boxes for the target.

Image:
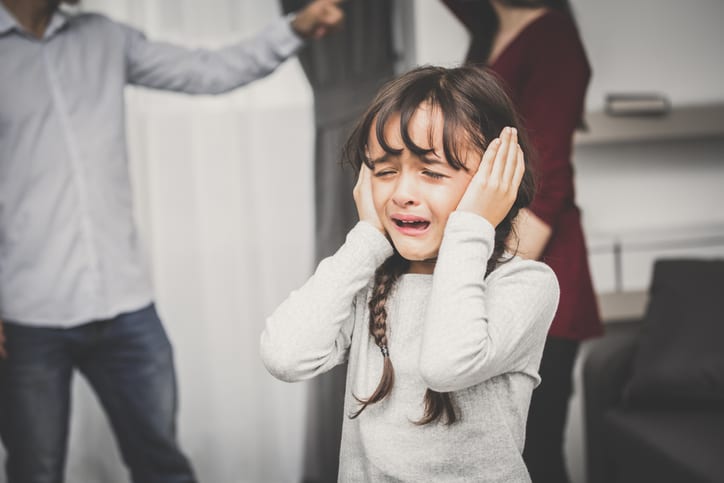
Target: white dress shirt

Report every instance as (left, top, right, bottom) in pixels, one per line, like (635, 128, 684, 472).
(0, 4, 303, 326)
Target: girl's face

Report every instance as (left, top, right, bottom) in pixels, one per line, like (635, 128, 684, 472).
(368, 104, 481, 274)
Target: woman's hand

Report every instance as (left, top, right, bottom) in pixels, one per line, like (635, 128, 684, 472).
(353, 165, 385, 234)
(457, 127, 525, 227)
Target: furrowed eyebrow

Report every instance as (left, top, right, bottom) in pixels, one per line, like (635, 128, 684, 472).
(369, 151, 447, 167)
(420, 153, 445, 165)
(369, 153, 392, 165)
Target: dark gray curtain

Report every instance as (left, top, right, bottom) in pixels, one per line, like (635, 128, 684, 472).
(279, 1, 398, 481)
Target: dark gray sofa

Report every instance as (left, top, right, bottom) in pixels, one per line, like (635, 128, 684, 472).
(583, 259, 724, 483)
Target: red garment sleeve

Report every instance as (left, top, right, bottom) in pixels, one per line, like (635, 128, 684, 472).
(518, 26, 590, 228)
(441, 0, 487, 33)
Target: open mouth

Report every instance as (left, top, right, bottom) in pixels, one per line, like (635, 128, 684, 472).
(391, 215, 431, 234)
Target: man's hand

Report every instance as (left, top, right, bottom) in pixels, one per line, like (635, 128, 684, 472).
(0, 319, 7, 359)
(291, 0, 344, 40)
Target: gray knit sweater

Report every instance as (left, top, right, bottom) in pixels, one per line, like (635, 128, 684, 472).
(261, 211, 559, 482)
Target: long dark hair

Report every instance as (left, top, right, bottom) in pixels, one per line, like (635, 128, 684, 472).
(461, 0, 574, 65)
(342, 65, 535, 425)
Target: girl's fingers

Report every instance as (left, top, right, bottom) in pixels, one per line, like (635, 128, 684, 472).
(502, 137, 520, 188)
(488, 127, 510, 181)
(513, 148, 525, 190)
(475, 137, 500, 181)
(354, 164, 369, 202)
(357, 164, 370, 186)
(502, 128, 519, 184)
(490, 127, 512, 182)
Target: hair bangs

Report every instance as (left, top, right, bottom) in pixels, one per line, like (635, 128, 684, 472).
(436, 86, 487, 171)
(386, 82, 487, 171)
(372, 102, 403, 162)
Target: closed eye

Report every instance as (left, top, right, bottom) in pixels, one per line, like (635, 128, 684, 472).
(374, 170, 396, 177)
(423, 170, 447, 180)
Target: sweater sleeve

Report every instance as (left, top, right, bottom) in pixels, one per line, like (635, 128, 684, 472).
(519, 20, 590, 227)
(418, 211, 559, 392)
(122, 15, 303, 95)
(260, 222, 393, 383)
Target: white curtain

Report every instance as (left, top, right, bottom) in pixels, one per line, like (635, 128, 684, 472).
(2, 2, 315, 482)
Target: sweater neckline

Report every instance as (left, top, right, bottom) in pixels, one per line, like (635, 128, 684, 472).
(399, 272, 433, 279)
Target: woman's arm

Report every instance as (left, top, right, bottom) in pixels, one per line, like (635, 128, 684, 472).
(517, 19, 591, 233)
(419, 211, 559, 392)
(260, 222, 392, 382)
(510, 208, 553, 260)
(441, 0, 488, 34)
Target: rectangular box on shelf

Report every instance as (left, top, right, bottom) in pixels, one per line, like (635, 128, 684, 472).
(605, 93, 670, 117)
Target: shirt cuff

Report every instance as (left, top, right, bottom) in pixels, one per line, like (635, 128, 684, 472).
(345, 221, 394, 268)
(267, 14, 305, 59)
(447, 211, 495, 240)
(439, 211, 497, 264)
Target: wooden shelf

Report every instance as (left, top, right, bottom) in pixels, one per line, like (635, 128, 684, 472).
(574, 103, 724, 146)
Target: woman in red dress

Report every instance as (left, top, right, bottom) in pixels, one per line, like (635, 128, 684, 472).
(442, 1, 604, 482)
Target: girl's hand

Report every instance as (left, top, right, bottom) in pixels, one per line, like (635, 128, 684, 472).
(457, 127, 525, 227)
(353, 164, 385, 233)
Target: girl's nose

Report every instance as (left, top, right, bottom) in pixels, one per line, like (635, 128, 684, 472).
(391, 175, 419, 208)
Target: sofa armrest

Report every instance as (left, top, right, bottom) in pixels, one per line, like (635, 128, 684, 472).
(583, 319, 644, 483)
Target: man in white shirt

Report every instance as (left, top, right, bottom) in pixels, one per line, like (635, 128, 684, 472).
(0, 0, 343, 481)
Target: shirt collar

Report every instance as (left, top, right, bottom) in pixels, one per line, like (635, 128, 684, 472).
(44, 8, 68, 38)
(0, 2, 15, 35)
(0, 2, 69, 38)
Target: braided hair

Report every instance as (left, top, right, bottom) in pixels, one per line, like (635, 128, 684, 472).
(349, 254, 408, 418)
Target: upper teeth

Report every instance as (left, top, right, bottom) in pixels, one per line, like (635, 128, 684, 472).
(401, 220, 421, 224)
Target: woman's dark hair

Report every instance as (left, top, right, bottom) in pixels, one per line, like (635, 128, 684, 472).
(342, 65, 535, 425)
(463, 0, 574, 65)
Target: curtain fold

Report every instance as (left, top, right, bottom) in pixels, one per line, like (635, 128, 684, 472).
(280, 1, 398, 481)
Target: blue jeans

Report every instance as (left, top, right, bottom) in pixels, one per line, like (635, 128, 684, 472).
(0, 304, 196, 483)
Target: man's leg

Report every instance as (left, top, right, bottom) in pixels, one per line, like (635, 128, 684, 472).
(77, 304, 196, 483)
(523, 336, 579, 483)
(0, 323, 74, 483)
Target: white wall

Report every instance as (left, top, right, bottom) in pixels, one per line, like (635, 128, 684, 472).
(410, 1, 468, 67)
(576, 139, 724, 293)
(575, 0, 724, 111)
(412, 0, 724, 109)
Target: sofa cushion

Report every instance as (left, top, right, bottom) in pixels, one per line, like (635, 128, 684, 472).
(603, 409, 724, 483)
(623, 259, 724, 408)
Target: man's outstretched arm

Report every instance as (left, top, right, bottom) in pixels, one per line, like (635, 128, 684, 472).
(124, 0, 344, 95)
